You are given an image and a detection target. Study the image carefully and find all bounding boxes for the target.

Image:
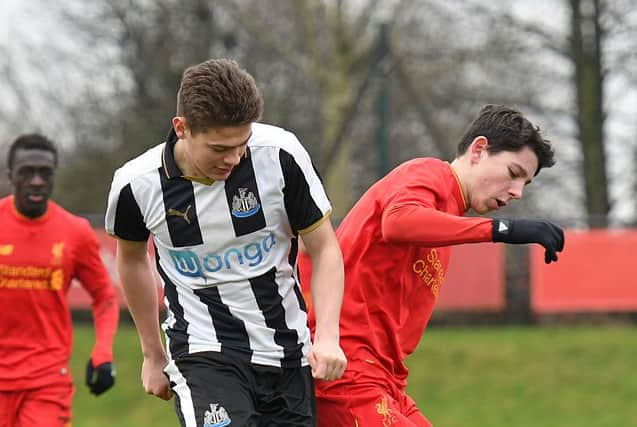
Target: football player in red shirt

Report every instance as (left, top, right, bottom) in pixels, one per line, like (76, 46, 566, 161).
(309, 105, 564, 426)
(0, 134, 119, 427)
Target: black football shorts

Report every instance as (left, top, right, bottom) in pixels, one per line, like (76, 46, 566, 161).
(165, 351, 316, 427)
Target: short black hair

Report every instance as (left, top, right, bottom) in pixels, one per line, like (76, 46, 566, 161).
(7, 134, 58, 170)
(457, 105, 555, 175)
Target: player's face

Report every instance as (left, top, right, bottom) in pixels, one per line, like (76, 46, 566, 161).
(468, 144, 538, 214)
(176, 120, 252, 181)
(9, 148, 56, 218)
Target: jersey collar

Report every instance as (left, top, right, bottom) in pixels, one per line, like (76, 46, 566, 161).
(161, 126, 251, 186)
(448, 163, 468, 213)
(161, 127, 183, 180)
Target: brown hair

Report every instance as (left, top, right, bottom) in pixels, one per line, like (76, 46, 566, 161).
(177, 58, 264, 134)
(457, 105, 555, 175)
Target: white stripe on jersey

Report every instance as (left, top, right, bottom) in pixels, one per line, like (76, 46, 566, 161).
(105, 144, 164, 232)
(216, 282, 286, 365)
(261, 128, 332, 217)
(168, 282, 221, 355)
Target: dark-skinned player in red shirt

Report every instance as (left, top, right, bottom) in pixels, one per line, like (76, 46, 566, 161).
(309, 105, 564, 426)
(0, 134, 119, 427)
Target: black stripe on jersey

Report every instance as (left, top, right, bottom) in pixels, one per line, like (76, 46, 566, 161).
(279, 149, 324, 233)
(193, 286, 253, 361)
(114, 183, 150, 241)
(293, 278, 307, 314)
(156, 252, 190, 359)
(288, 236, 299, 267)
(224, 147, 266, 237)
(288, 237, 308, 313)
(159, 168, 204, 247)
(162, 129, 182, 179)
(250, 267, 303, 367)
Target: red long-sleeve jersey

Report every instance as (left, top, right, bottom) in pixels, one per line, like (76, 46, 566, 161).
(0, 196, 119, 390)
(310, 158, 494, 389)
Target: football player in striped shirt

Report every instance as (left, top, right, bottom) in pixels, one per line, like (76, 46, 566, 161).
(310, 105, 565, 426)
(106, 58, 346, 426)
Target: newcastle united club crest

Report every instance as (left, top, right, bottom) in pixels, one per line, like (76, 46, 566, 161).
(231, 187, 260, 218)
(203, 403, 231, 427)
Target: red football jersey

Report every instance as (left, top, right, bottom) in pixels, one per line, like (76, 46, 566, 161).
(0, 196, 118, 390)
(310, 158, 493, 387)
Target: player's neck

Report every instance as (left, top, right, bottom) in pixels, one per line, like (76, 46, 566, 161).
(449, 158, 470, 211)
(174, 139, 201, 178)
(10, 196, 50, 221)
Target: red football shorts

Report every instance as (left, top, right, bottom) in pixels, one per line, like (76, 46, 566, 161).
(315, 369, 432, 427)
(0, 382, 74, 427)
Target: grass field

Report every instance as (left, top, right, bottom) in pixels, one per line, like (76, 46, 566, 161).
(70, 323, 636, 426)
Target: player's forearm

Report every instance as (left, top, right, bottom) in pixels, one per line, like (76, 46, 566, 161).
(117, 254, 165, 359)
(381, 203, 493, 246)
(90, 288, 119, 365)
(309, 244, 344, 342)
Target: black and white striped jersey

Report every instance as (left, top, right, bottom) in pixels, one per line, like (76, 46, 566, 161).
(105, 123, 331, 368)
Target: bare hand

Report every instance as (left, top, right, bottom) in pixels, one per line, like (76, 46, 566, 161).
(141, 355, 173, 400)
(307, 338, 347, 381)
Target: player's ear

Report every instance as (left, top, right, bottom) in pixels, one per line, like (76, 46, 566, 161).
(469, 136, 489, 163)
(172, 117, 189, 139)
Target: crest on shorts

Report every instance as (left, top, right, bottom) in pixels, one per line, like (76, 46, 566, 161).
(203, 403, 231, 427)
(375, 396, 397, 426)
(231, 187, 260, 218)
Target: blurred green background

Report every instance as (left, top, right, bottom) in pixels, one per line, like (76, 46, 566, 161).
(71, 323, 636, 427)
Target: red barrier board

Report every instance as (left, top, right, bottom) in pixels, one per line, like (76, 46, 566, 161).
(298, 242, 505, 313)
(436, 243, 505, 311)
(531, 229, 637, 312)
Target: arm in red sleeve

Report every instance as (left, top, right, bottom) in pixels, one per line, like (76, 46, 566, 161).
(75, 223, 119, 365)
(381, 202, 494, 246)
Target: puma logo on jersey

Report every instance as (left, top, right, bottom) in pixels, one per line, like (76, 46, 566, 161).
(168, 205, 192, 224)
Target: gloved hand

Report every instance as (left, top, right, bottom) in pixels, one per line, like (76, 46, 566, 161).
(86, 359, 116, 396)
(492, 218, 565, 264)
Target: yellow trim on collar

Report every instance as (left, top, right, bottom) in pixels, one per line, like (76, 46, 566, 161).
(161, 145, 172, 179)
(183, 175, 215, 185)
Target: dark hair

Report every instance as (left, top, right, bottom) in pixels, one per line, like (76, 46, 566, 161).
(457, 105, 555, 174)
(176, 58, 264, 134)
(8, 133, 58, 170)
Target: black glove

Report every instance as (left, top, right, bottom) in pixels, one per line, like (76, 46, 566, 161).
(86, 359, 116, 396)
(492, 218, 565, 264)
